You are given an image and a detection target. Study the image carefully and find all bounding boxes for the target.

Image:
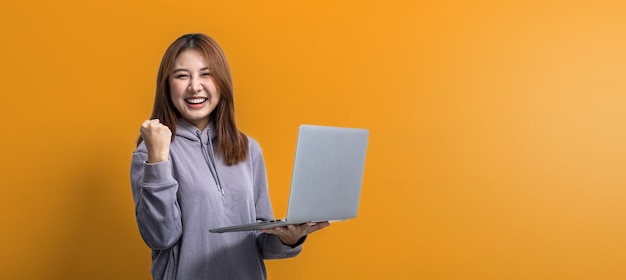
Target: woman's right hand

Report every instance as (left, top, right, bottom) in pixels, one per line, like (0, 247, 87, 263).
(140, 119, 172, 163)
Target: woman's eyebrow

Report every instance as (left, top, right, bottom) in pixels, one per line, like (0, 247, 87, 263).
(172, 67, 210, 73)
(172, 68, 189, 73)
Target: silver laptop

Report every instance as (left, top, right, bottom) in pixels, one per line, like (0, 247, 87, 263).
(209, 124, 369, 233)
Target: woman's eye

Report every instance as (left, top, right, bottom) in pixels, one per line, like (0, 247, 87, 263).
(202, 73, 211, 77)
(175, 75, 189, 79)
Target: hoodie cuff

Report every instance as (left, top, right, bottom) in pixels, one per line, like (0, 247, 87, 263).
(281, 235, 307, 248)
(142, 160, 175, 185)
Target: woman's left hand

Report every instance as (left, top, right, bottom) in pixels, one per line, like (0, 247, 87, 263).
(261, 222, 330, 246)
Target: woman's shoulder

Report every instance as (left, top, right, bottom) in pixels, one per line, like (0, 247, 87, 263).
(133, 141, 148, 154)
(245, 134, 262, 154)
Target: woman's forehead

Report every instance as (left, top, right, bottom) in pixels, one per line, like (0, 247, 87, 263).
(174, 49, 210, 69)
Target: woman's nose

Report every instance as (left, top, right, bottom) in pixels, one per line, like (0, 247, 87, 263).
(189, 78, 203, 92)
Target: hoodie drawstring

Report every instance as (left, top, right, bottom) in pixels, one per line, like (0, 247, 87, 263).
(197, 130, 224, 196)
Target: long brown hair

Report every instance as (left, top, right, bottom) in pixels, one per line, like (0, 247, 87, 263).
(137, 33, 248, 165)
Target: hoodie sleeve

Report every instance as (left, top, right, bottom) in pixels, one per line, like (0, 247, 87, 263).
(130, 145, 183, 250)
(247, 138, 304, 259)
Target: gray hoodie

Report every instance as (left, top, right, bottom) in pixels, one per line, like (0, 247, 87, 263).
(130, 119, 303, 279)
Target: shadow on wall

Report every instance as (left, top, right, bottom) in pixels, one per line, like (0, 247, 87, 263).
(50, 150, 150, 279)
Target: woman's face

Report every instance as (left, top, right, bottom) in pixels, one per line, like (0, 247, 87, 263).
(169, 49, 220, 130)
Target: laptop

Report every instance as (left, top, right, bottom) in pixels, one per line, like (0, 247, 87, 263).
(209, 124, 369, 233)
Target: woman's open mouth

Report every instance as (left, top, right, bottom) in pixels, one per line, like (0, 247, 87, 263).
(185, 97, 208, 105)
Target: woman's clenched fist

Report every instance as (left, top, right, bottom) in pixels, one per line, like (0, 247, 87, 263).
(140, 119, 172, 163)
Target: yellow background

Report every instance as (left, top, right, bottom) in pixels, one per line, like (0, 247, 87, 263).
(1, 0, 625, 279)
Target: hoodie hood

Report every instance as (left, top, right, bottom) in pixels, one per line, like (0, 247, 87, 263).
(176, 118, 217, 143)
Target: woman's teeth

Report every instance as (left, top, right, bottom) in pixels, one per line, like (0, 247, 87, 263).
(186, 98, 207, 104)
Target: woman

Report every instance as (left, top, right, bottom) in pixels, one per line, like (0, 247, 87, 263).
(130, 33, 329, 279)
